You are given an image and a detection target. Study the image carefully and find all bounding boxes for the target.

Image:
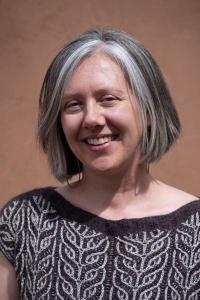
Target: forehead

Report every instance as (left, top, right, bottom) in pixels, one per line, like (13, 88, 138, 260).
(64, 52, 129, 94)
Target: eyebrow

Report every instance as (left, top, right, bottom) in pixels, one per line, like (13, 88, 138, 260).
(62, 93, 82, 101)
(63, 88, 126, 100)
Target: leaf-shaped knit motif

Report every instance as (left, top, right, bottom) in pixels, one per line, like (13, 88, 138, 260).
(0, 188, 200, 300)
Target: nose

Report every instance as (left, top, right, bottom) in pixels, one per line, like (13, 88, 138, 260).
(82, 101, 105, 129)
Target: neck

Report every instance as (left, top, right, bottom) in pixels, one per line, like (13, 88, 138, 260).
(75, 163, 154, 212)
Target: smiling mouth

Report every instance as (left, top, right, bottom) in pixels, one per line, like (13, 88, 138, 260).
(85, 135, 118, 146)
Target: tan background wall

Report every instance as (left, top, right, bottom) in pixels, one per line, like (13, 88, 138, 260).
(0, 0, 199, 206)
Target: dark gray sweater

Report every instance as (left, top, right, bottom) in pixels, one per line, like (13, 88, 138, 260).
(0, 187, 200, 299)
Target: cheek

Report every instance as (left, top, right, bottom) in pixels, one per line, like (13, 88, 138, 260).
(109, 107, 142, 134)
(61, 114, 82, 144)
(61, 117, 73, 142)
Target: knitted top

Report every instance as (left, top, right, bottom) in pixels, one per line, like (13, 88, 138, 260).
(0, 187, 200, 300)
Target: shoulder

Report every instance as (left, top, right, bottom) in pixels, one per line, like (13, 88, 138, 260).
(9, 186, 52, 201)
(0, 187, 55, 220)
(0, 187, 55, 267)
(153, 180, 199, 213)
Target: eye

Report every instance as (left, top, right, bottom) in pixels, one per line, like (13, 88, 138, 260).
(63, 100, 82, 113)
(101, 95, 119, 106)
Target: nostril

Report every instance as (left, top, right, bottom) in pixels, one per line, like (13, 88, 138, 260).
(84, 123, 104, 131)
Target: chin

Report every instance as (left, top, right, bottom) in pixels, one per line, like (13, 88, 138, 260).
(89, 160, 123, 175)
(85, 158, 112, 172)
(91, 164, 114, 173)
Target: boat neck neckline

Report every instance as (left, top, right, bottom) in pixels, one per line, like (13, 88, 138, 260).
(47, 187, 200, 224)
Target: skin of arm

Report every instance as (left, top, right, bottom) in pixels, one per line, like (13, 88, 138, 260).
(0, 255, 20, 300)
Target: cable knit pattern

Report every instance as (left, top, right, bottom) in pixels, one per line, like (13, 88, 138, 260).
(0, 187, 200, 300)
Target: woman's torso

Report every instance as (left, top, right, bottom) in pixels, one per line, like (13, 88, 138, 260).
(0, 187, 200, 300)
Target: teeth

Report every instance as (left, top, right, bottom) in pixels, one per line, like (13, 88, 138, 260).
(86, 136, 114, 145)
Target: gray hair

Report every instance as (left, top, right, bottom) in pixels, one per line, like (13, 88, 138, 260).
(37, 28, 181, 181)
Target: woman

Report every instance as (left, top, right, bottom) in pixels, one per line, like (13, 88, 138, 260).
(0, 28, 199, 300)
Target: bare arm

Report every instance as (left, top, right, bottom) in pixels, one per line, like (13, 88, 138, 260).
(0, 255, 20, 300)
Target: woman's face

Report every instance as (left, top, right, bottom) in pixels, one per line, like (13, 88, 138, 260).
(61, 52, 143, 175)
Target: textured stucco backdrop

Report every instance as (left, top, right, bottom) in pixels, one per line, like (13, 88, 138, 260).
(0, 0, 199, 206)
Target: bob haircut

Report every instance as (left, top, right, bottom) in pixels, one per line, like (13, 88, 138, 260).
(37, 28, 181, 182)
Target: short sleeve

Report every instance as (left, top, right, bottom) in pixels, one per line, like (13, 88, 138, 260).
(0, 198, 24, 266)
